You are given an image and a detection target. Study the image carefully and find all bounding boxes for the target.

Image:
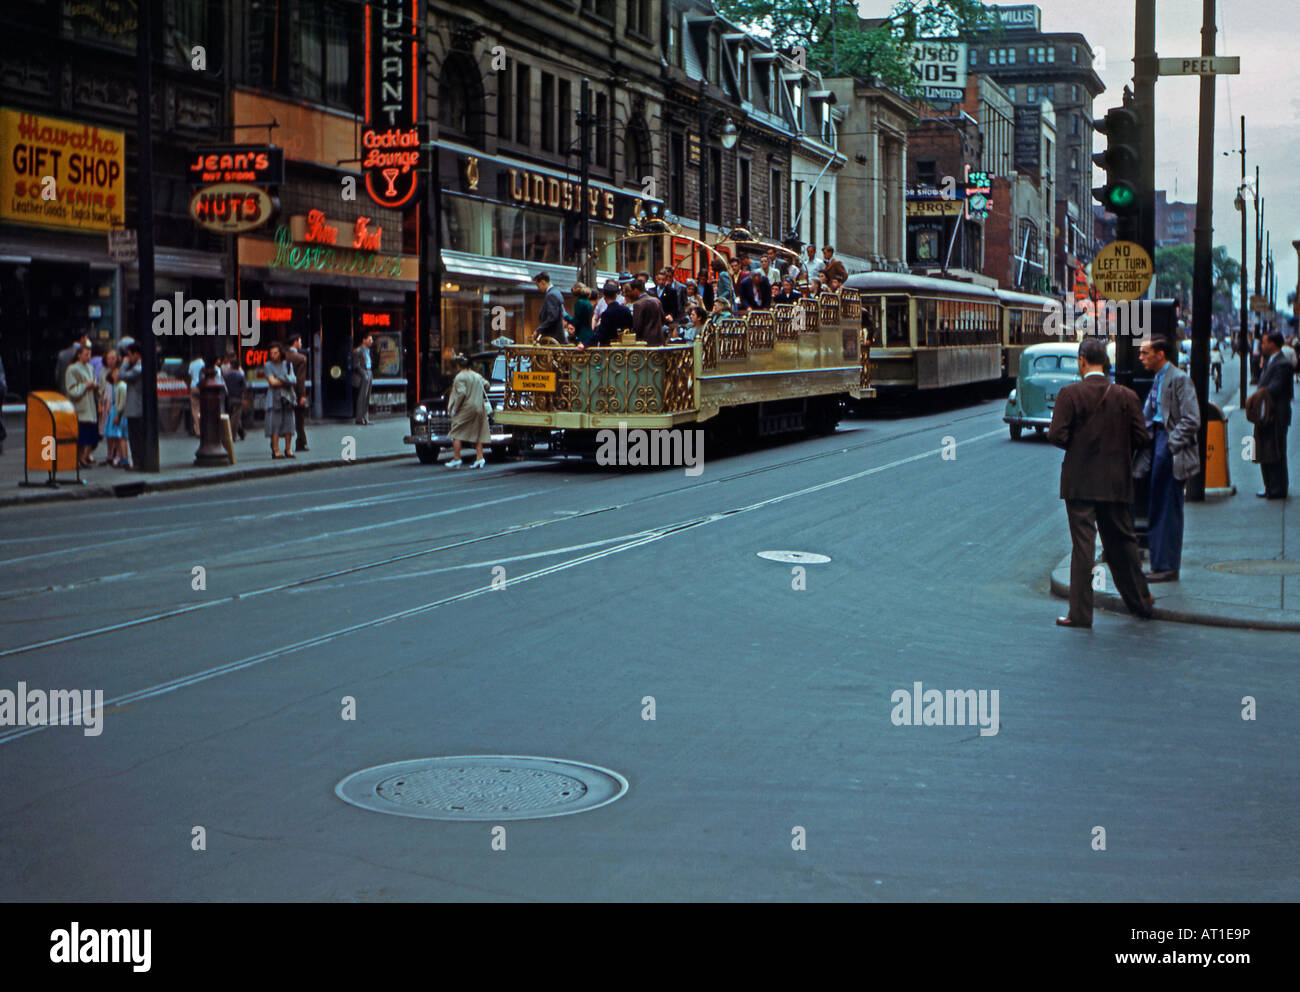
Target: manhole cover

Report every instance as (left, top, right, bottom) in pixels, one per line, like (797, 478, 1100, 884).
(335, 756, 628, 821)
(1207, 559, 1300, 577)
(756, 550, 832, 564)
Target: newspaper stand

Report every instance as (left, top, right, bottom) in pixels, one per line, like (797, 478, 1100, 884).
(23, 391, 81, 487)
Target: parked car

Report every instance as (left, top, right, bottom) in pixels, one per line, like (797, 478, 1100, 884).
(404, 351, 520, 463)
(1004, 343, 1082, 440)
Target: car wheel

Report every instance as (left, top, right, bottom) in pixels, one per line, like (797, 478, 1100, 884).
(1010, 424, 1022, 441)
(1034, 426, 1046, 435)
(415, 444, 440, 465)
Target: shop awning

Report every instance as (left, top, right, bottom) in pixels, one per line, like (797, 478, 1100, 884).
(441, 250, 617, 291)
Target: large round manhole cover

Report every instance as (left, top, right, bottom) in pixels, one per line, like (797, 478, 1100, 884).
(756, 550, 832, 564)
(335, 756, 628, 821)
(1207, 559, 1300, 577)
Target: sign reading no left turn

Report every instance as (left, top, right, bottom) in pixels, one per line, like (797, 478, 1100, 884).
(1157, 56, 1240, 76)
(1092, 240, 1154, 302)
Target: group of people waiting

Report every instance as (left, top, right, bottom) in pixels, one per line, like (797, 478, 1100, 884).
(528, 244, 851, 350)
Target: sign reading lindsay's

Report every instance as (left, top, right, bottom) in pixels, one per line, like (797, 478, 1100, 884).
(362, 0, 422, 209)
(1, 108, 124, 232)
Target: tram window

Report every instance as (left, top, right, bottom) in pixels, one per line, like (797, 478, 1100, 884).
(862, 299, 882, 346)
(885, 296, 909, 347)
(1009, 309, 1023, 344)
(917, 299, 937, 347)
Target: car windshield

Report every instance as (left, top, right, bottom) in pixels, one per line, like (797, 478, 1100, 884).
(1031, 354, 1078, 373)
(470, 355, 507, 383)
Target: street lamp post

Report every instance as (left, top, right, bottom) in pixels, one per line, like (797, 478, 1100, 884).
(697, 80, 737, 277)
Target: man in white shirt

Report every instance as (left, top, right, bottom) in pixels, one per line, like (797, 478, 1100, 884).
(804, 243, 825, 284)
(188, 355, 206, 436)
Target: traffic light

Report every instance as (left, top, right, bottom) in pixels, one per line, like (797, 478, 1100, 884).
(1092, 97, 1142, 217)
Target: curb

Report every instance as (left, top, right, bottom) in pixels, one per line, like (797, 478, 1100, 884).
(1049, 556, 1300, 632)
(1, 451, 412, 508)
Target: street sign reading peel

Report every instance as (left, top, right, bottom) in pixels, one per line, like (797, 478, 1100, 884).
(1092, 240, 1154, 302)
(1156, 56, 1240, 76)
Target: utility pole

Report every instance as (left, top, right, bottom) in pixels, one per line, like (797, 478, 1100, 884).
(135, 0, 159, 472)
(1119, 0, 1157, 395)
(1237, 116, 1247, 404)
(698, 79, 708, 263)
(1186, 0, 1216, 502)
(579, 79, 593, 287)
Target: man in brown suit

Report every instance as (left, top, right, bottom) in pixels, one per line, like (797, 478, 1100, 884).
(1046, 337, 1155, 628)
(286, 334, 309, 452)
(628, 278, 665, 346)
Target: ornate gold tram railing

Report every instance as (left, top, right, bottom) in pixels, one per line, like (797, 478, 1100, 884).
(502, 289, 873, 416)
(502, 344, 696, 415)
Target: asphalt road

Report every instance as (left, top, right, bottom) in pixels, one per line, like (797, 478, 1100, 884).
(1, 391, 1295, 901)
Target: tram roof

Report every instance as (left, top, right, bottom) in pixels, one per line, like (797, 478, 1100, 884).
(994, 288, 1059, 308)
(843, 271, 1002, 301)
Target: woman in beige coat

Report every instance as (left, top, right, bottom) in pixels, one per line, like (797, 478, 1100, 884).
(64, 343, 101, 467)
(446, 353, 490, 469)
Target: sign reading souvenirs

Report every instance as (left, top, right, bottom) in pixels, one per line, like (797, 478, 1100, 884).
(362, 0, 423, 209)
(188, 183, 275, 233)
(0, 108, 125, 232)
(186, 145, 284, 187)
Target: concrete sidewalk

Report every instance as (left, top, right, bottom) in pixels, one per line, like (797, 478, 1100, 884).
(1050, 403, 1300, 630)
(0, 413, 414, 507)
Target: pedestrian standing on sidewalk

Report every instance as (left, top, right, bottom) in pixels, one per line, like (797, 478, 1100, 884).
(222, 354, 247, 441)
(1134, 337, 1200, 583)
(119, 342, 145, 470)
(1250, 330, 1293, 499)
(263, 343, 297, 459)
(286, 334, 309, 452)
(55, 332, 90, 395)
(1047, 337, 1154, 629)
(65, 343, 101, 468)
(102, 366, 128, 467)
(445, 354, 489, 470)
(350, 333, 373, 425)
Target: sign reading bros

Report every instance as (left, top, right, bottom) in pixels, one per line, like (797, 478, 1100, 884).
(362, 0, 423, 209)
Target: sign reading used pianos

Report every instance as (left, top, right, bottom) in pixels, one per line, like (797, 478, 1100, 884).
(511, 371, 557, 392)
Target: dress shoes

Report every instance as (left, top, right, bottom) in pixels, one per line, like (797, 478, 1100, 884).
(1134, 593, 1156, 620)
(1144, 570, 1179, 583)
(1056, 617, 1091, 629)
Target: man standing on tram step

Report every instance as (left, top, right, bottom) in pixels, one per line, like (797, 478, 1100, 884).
(286, 334, 309, 452)
(1047, 337, 1155, 629)
(350, 332, 373, 425)
(629, 278, 665, 346)
(533, 271, 567, 344)
(1134, 337, 1200, 582)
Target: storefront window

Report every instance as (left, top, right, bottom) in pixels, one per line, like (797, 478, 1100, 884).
(443, 194, 492, 256)
(495, 205, 526, 259)
(528, 211, 563, 264)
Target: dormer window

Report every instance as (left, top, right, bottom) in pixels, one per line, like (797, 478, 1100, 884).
(792, 81, 803, 129)
(709, 32, 721, 85)
(737, 47, 747, 100)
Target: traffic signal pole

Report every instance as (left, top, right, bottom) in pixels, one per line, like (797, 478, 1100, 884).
(1186, 0, 1216, 502)
(1122, 0, 1157, 394)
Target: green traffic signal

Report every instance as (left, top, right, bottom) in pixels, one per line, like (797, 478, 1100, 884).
(1108, 184, 1137, 211)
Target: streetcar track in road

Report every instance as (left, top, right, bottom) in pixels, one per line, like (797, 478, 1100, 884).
(0, 428, 1005, 743)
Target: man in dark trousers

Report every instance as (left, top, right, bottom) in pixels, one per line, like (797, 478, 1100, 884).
(286, 334, 309, 452)
(533, 271, 567, 344)
(654, 267, 686, 334)
(1252, 330, 1293, 498)
(628, 278, 665, 346)
(1134, 337, 1200, 581)
(1047, 337, 1155, 628)
(118, 341, 146, 469)
(350, 333, 373, 425)
(594, 281, 632, 346)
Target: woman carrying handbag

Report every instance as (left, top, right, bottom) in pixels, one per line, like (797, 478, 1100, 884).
(262, 343, 297, 459)
(445, 353, 490, 469)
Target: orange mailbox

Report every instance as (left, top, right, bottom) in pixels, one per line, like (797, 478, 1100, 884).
(24, 392, 80, 486)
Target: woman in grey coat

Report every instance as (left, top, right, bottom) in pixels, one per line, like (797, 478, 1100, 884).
(446, 353, 490, 469)
(262, 343, 297, 459)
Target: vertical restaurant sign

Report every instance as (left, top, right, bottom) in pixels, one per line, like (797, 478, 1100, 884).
(363, 0, 422, 209)
(0, 108, 125, 232)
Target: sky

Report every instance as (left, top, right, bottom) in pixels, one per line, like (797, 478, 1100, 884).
(859, 0, 1300, 314)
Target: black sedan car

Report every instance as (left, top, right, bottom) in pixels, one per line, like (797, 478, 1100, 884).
(404, 351, 520, 463)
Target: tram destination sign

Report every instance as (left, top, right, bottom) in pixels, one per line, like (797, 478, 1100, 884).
(1092, 240, 1154, 302)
